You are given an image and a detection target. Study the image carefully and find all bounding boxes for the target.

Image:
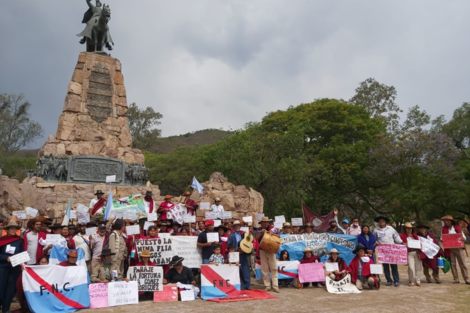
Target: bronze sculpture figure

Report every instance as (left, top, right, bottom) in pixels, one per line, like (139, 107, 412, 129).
(77, 0, 114, 52)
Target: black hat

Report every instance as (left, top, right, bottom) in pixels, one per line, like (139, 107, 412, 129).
(416, 224, 430, 229)
(94, 190, 105, 195)
(172, 221, 181, 227)
(68, 224, 76, 229)
(100, 249, 115, 257)
(374, 216, 390, 223)
(87, 222, 97, 228)
(353, 244, 367, 254)
(215, 225, 228, 232)
(169, 255, 184, 266)
(50, 223, 63, 229)
(166, 219, 173, 224)
(145, 191, 153, 197)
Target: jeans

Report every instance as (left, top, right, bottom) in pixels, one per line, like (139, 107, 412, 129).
(383, 263, 399, 283)
(202, 258, 210, 265)
(239, 253, 251, 289)
(0, 267, 21, 313)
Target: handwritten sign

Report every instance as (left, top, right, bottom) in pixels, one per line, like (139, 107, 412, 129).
(199, 202, 210, 210)
(274, 221, 283, 229)
(213, 220, 221, 227)
(370, 264, 383, 275)
(172, 236, 202, 268)
(12, 211, 26, 220)
(154, 285, 178, 302)
(326, 274, 361, 294)
(298, 262, 325, 283)
(291, 218, 303, 226)
(222, 211, 232, 219)
(325, 262, 339, 272)
(86, 227, 97, 236)
(127, 266, 163, 291)
(229, 252, 239, 263)
(205, 212, 217, 220)
(70, 210, 77, 219)
(255, 213, 265, 221)
(45, 234, 63, 246)
(77, 213, 90, 224)
(377, 244, 407, 265)
(183, 215, 196, 223)
(275, 215, 286, 224)
(206, 232, 219, 243)
(126, 225, 140, 236)
(242, 216, 253, 223)
(144, 221, 154, 231)
(26, 207, 38, 218)
(169, 204, 188, 225)
(180, 290, 195, 301)
(106, 175, 116, 183)
(136, 238, 173, 265)
(147, 213, 158, 222)
(89, 283, 108, 308)
(419, 236, 440, 259)
(442, 234, 465, 249)
(240, 227, 249, 234)
(76, 204, 89, 214)
(407, 239, 421, 249)
(10, 251, 30, 267)
(108, 281, 138, 307)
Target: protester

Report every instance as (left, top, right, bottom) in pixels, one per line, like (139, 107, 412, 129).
(169, 222, 181, 235)
(210, 197, 225, 219)
(341, 219, 350, 231)
(144, 226, 159, 239)
(277, 250, 293, 287)
(141, 191, 155, 229)
(90, 190, 106, 224)
(357, 225, 376, 261)
(373, 216, 403, 287)
(136, 249, 155, 300)
(216, 225, 229, 257)
(73, 222, 92, 271)
(282, 222, 293, 234)
(347, 218, 361, 236)
(182, 191, 199, 215)
(43, 223, 68, 255)
(197, 219, 217, 264)
(325, 248, 347, 281)
(157, 195, 175, 221)
(208, 244, 225, 265)
(440, 215, 469, 284)
(23, 218, 46, 265)
(224, 220, 233, 235)
(109, 219, 127, 274)
(228, 220, 251, 289)
(399, 223, 422, 286)
(225, 245, 240, 266)
(38, 256, 49, 265)
(164, 256, 196, 285)
(300, 248, 321, 288)
(416, 224, 442, 284)
(326, 219, 344, 234)
(347, 244, 379, 290)
(255, 216, 280, 293)
(0, 221, 24, 313)
(90, 223, 108, 268)
(68, 224, 76, 238)
(91, 248, 127, 283)
(303, 223, 314, 235)
(127, 224, 143, 267)
(57, 250, 78, 266)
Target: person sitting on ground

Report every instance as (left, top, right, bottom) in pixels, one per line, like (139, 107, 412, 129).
(347, 244, 379, 290)
(300, 247, 321, 288)
(57, 250, 79, 267)
(135, 249, 156, 300)
(325, 248, 347, 281)
(277, 250, 293, 287)
(91, 249, 128, 283)
(163, 256, 196, 285)
(209, 244, 225, 266)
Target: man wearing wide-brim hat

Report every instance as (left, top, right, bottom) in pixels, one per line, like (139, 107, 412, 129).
(416, 224, 442, 284)
(181, 191, 199, 216)
(157, 195, 175, 221)
(399, 223, 422, 286)
(440, 215, 469, 284)
(90, 190, 107, 224)
(57, 250, 79, 267)
(347, 244, 379, 290)
(91, 248, 127, 283)
(227, 220, 251, 290)
(255, 216, 281, 293)
(372, 216, 403, 287)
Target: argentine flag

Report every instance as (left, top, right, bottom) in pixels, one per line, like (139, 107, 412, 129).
(191, 176, 204, 194)
(61, 198, 72, 226)
(23, 265, 90, 312)
(104, 188, 113, 221)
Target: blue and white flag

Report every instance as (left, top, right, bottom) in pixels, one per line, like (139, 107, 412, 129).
(49, 246, 87, 269)
(23, 264, 90, 313)
(104, 188, 113, 221)
(277, 261, 299, 280)
(61, 198, 72, 226)
(191, 176, 204, 195)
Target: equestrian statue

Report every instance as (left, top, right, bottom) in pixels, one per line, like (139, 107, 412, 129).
(77, 0, 114, 52)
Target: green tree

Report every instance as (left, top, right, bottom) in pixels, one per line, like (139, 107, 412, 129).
(439, 102, 470, 149)
(0, 93, 44, 157)
(127, 102, 163, 151)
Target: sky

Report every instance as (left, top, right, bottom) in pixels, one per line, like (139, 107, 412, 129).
(1, 0, 470, 149)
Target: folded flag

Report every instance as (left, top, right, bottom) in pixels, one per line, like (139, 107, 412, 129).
(191, 176, 204, 195)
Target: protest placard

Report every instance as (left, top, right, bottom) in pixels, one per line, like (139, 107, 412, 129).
(377, 244, 407, 265)
(180, 290, 195, 301)
(242, 216, 253, 223)
(108, 281, 138, 307)
(326, 274, 361, 294)
(169, 204, 188, 225)
(240, 227, 249, 234)
(86, 227, 97, 236)
(200, 202, 210, 210)
(147, 213, 158, 222)
(10, 251, 30, 267)
(154, 285, 178, 302)
(255, 213, 265, 221)
(183, 215, 196, 223)
(291, 218, 303, 226)
(172, 236, 202, 268)
(144, 221, 154, 230)
(419, 236, 440, 259)
(213, 220, 221, 227)
(77, 213, 90, 224)
(325, 262, 339, 272)
(298, 263, 325, 283)
(407, 239, 421, 249)
(275, 215, 286, 224)
(106, 175, 116, 183)
(70, 210, 77, 219)
(127, 266, 164, 291)
(442, 234, 465, 249)
(126, 225, 140, 236)
(205, 212, 217, 219)
(89, 283, 108, 309)
(207, 232, 219, 242)
(229, 252, 239, 263)
(136, 238, 173, 265)
(76, 204, 89, 214)
(26, 207, 38, 218)
(274, 221, 283, 229)
(45, 234, 63, 245)
(12, 211, 26, 220)
(370, 264, 383, 275)
(222, 211, 232, 219)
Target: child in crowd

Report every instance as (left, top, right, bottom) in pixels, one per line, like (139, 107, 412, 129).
(225, 245, 240, 266)
(209, 244, 225, 265)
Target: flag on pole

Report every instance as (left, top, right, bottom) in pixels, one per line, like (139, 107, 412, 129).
(104, 188, 113, 221)
(62, 198, 72, 226)
(191, 176, 204, 194)
(302, 202, 336, 231)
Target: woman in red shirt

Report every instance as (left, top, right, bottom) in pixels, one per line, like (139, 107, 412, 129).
(399, 222, 422, 286)
(136, 249, 156, 300)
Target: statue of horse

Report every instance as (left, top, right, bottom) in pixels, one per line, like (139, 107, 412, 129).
(87, 4, 111, 52)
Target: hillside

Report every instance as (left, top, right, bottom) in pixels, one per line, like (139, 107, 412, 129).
(149, 129, 230, 154)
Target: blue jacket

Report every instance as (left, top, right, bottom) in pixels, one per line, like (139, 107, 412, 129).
(0, 236, 25, 268)
(357, 232, 376, 260)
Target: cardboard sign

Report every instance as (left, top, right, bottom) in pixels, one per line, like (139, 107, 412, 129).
(136, 238, 173, 265)
(127, 266, 163, 291)
(222, 211, 232, 219)
(106, 175, 116, 183)
(370, 264, 383, 275)
(183, 215, 196, 223)
(154, 285, 178, 302)
(298, 263, 325, 283)
(255, 213, 265, 221)
(205, 212, 217, 219)
(275, 215, 286, 224)
(325, 262, 339, 272)
(206, 232, 219, 243)
(12, 211, 26, 220)
(326, 274, 361, 294)
(126, 225, 140, 236)
(76, 204, 89, 214)
(26, 207, 38, 218)
(147, 213, 158, 222)
(108, 281, 138, 307)
(291, 218, 303, 226)
(89, 283, 108, 309)
(45, 234, 63, 245)
(10, 251, 30, 267)
(172, 236, 202, 268)
(242, 216, 253, 223)
(86, 227, 97, 236)
(407, 239, 421, 249)
(377, 244, 407, 265)
(180, 290, 195, 301)
(199, 202, 211, 210)
(442, 234, 465, 249)
(229, 252, 239, 263)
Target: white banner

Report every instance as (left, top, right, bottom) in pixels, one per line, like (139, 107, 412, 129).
(108, 281, 138, 306)
(326, 274, 362, 294)
(172, 236, 202, 268)
(419, 236, 440, 259)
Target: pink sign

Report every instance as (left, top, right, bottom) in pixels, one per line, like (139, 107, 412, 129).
(377, 244, 407, 265)
(298, 263, 325, 283)
(89, 283, 108, 308)
(154, 285, 178, 302)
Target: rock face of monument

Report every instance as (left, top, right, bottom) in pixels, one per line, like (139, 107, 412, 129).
(38, 52, 144, 164)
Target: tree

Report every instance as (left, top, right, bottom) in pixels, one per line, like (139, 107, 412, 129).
(0, 93, 44, 157)
(349, 78, 402, 132)
(439, 102, 470, 149)
(401, 105, 430, 132)
(127, 102, 163, 151)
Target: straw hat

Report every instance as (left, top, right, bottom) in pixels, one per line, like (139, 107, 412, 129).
(440, 215, 456, 225)
(232, 220, 241, 226)
(327, 248, 340, 254)
(283, 222, 292, 228)
(303, 247, 313, 254)
(164, 195, 174, 200)
(260, 216, 272, 222)
(403, 222, 414, 229)
(140, 249, 152, 258)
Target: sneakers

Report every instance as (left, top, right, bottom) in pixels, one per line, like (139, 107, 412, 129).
(394, 282, 399, 287)
(386, 281, 392, 286)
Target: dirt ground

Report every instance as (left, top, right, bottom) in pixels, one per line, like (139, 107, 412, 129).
(12, 247, 470, 313)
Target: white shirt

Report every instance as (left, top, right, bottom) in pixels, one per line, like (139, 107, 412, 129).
(210, 204, 225, 219)
(90, 198, 105, 214)
(73, 233, 91, 261)
(445, 226, 466, 240)
(26, 231, 39, 264)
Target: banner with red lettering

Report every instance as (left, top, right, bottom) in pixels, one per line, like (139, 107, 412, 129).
(377, 244, 407, 265)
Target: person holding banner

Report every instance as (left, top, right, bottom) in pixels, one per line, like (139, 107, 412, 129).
(181, 191, 199, 215)
(416, 224, 442, 284)
(300, 247, 321, 288)
(357, 225, 376, 261)
(325, 248, 347, 281)
(400, 223, 422, 286)
(57, 250, 79, 266)
(255, 217, 280, 293)
(373, 216, 403, 287)
(43, 223, 68, 256)
(157, 195, 175, 221)
(0, 221, 24, 313)
(89, 190, 107, 224)
(440, 215, 469, 284)
(347, 244, 379, 290)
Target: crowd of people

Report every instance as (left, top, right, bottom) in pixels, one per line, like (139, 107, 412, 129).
(1, 189, 469, 312)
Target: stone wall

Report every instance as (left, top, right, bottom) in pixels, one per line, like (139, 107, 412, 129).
(38, 52, 144, 164)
